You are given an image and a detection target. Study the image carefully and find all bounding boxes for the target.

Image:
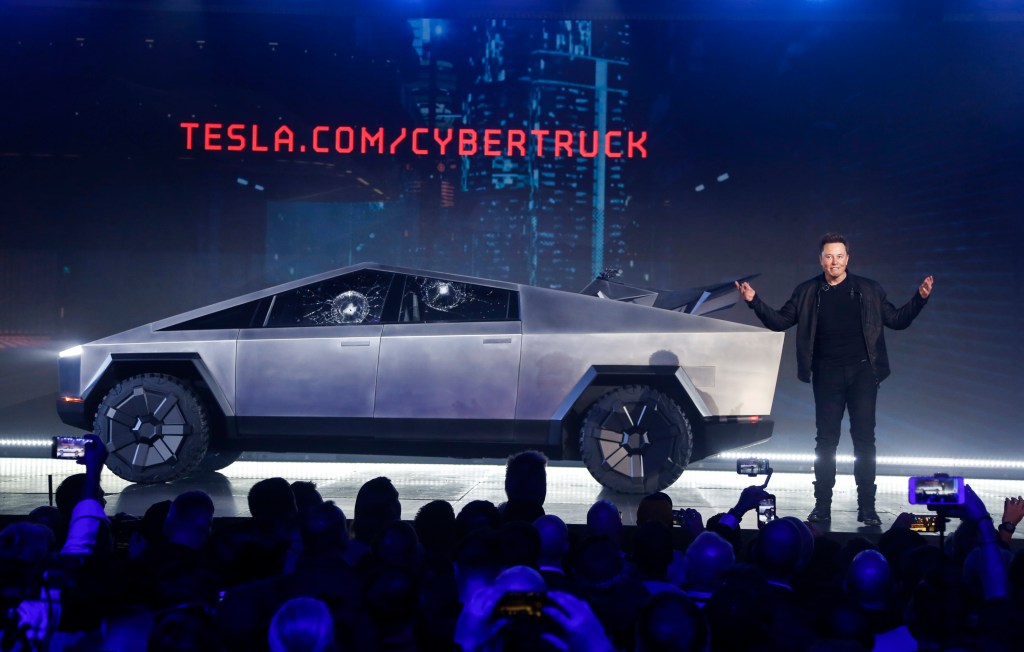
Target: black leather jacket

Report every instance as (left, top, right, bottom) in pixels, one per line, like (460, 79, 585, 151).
(747, 273, 928, 383)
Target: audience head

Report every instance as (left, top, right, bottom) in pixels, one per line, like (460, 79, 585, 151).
(684, 530, 735, 591)
(586, 499, 623, 546)
(300, 500, 349, 554)
(373, 520, 421, 571)
(247, 476, 298, 524)
(752, 517, 804, 584)
(533, 514, 569, 569)
(454, 527, 502, 600)
(455, 499, 500, 540)
(27, 506, 66, 546)
(636, 492, 674, 528)
(364, 564, 420, 635)
(268, 597, 335, 652)
(140, 500, 173, 546)
(493, 564, 546, 593)
(0, 521, 55, 563)
(844, 549, 892, 609)
(779, 515, 814, 571)
(414, 499, 456, 557)
(289, 481, 324, 515)
(504, 450, 547, 505)
(164, 490, 215, 549)
(573, 535, 624, 588)
(635, 592, 709, 652)
(55, 473, 105, 517)
(353, 476, 401, 544)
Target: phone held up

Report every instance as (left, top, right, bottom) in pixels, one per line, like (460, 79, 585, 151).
(493, 591, 551, 618)
(757, 496, 777, 526)
(908, 474, 965, 506)
(51, 436, 92, 460)
(909, 514, 939, 533)
(737, 458, 769, 477)
(737, 458, 773, 490)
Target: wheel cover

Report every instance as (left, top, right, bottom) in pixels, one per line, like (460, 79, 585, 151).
(594, 396, 677, 481)
(103, 385, 193, 471)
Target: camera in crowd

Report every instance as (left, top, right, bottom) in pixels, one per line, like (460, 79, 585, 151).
(490, 591, 565, 646)
(909, 514, 939, 532)
(51, 436, 93, 460)
(736, 458, 770, 477)
(757, 496, 777, 525)
(908, 474, 965, 506)
(494, 591, 551, 618)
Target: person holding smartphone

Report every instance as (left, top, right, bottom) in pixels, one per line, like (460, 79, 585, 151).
(736, 233, 933, 526)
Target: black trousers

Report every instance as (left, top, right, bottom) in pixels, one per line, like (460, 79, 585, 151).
(811, 360, 878, 502)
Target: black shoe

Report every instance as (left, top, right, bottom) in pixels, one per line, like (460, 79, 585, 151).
(807, 504, 831, 522)
(858, 508, 882, 526)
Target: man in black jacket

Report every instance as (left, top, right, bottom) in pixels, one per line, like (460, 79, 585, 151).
(735, 233, 933, 525)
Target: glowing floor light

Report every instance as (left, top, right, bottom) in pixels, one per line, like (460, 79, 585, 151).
(711, 452, 1024, 470)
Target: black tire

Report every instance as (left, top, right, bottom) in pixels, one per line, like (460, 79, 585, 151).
(93, 373, 210, 484)
(195, 449, 242, 473)
(579, 385, 692, 494)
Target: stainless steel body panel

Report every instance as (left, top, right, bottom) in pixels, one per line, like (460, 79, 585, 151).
(376, 321, 522, 423)
(235, 324, 382, 419)
(516, 331, 782, 420)
(514, 285, 784, 420)
(61, 262, 784, 458)
(76, 329, 239, 414)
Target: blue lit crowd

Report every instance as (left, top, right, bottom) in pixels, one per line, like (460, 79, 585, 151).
(1, 442, 1022, 651)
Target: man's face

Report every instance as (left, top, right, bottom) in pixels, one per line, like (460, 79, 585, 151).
(820, 242, 849, 283)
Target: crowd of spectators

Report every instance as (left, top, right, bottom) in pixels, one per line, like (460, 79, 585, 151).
(1, 438, 1023, 651)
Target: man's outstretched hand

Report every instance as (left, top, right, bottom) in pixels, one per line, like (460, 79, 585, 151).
(735, 280, 756, 302)
(918, 276, 934, 299)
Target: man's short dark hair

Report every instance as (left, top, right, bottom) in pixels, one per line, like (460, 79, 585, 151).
(820, 232, 850, 253)
(354, 476, 401, 544)
(504, 450, 547, 505)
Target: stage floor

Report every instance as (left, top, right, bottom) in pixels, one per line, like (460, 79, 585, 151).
(2, 455, 1021, 535)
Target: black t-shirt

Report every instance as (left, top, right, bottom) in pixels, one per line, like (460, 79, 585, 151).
(814, 276, 867, 366)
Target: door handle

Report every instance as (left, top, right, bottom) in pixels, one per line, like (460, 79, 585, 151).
(483, 337, 512, 344)
(340, 340, 371, 347)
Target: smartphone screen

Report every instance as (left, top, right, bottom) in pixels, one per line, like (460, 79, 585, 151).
(909, 515, 939, 532)
(908, 476, 965, 505)
(493, 591, 549, 618)
(52, 436, 89, 459)
(757, 497, 777, 525)
(737, 459, 769, 475)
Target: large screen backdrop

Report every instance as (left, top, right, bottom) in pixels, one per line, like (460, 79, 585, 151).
(1, 2, 1020, 461)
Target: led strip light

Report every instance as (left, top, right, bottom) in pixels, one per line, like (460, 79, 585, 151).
(712, 452, 1024, 470)
(1, 439, 1023, 471)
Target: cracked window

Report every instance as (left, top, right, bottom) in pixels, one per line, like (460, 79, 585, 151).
(266, 270, 394, 327)
(399, 275, 517, 323)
